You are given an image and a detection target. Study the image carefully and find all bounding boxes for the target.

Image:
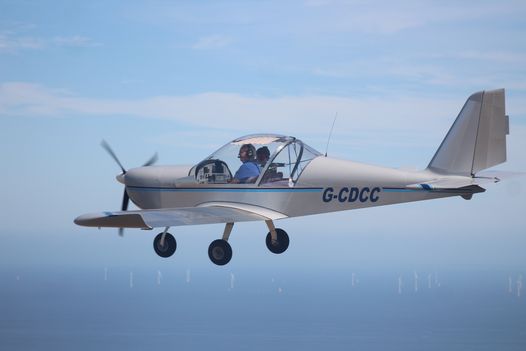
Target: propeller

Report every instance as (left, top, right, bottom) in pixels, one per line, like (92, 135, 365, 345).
(101, 140, 127, 175)
(101, 140, 158, 236)
(142, 153, 158, 167)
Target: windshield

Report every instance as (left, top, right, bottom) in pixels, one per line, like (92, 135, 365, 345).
(190, 134, 321, 185)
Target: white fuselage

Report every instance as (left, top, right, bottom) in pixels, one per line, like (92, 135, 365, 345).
(123, 156, 457, 218)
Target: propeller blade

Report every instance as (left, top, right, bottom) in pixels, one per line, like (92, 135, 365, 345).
(101, 140, 127, 174)
(142, 153, 158, 167)
(121, 189, 129, 211)
(118, 190, 129, 237)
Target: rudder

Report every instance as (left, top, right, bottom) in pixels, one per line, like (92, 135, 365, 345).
(428, 89, 508, 176)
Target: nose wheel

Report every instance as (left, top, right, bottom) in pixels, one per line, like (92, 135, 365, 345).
(153, 229, 177, 258)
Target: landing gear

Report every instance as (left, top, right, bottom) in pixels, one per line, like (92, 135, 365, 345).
(203, 221, 289, 264)
(208, 222, 234, 265)
(265, 219, 289, 254)
(208, 239, 232, 266)
(265, 228, 289, 254)
(153, 228, 176, 258)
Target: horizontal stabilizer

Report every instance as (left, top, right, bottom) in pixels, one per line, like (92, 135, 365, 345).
(406, 178, 485, 194)
(474, 170, 526, 182)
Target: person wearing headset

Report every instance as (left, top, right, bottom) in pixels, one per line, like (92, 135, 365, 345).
(231, 143, 260, 184)
(256, 146, 270, 168)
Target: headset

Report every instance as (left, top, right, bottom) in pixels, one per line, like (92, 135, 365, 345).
(240, 143, 256, 159)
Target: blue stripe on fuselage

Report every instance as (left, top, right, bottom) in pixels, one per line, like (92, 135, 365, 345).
(381, 187, 426, 193)
(126, 186, 323, 193)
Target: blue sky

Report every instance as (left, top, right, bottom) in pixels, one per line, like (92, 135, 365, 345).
(0, 0, 525, 272)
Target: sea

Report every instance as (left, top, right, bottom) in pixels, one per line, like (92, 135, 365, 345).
(0, 265, 524, 350)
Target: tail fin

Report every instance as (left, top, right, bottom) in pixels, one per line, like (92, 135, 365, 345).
(427, 89, 509, 176)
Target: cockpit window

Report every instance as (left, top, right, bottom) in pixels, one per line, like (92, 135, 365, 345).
(260, 140, 321, 186)
(190, 134, 321, 186)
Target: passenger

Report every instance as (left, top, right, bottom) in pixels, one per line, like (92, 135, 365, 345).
(256, 146, 270, 168)
(231, 144, 260, 183)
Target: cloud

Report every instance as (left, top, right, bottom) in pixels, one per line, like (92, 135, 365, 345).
(135, 1, 526, 36)
(311, 51, 526, 92)
(0, 32, 43, 52)
(323, 1, 526, 35)
(192, 35, 232, 50)
(0, 81, 466, 130)
(52, 35, 101, 48)
(2, 82, 524, 146)
(454, 51, 526, 64)
(0, 26, 99, 53)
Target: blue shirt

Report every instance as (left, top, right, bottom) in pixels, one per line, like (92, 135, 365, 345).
(234, 161, 260, 183)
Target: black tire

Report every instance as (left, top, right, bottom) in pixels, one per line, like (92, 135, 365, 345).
(153, 232, 177, 258)
(208, 239, 232, 266)
(265, 228, 289, 254)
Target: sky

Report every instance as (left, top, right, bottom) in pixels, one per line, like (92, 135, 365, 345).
(0, 0, 525, 273)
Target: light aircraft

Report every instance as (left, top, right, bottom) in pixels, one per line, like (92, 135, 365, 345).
(75, 89, 513, 265)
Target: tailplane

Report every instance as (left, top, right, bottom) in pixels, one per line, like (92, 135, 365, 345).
(428, 89, 509, 176)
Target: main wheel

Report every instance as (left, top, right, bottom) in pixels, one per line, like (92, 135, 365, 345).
(153, 232, 177, 258)
(266, 228, 289, 254)
(208, 239, 232, 266)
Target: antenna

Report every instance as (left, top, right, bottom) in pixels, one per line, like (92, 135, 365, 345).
(324, 112, 338, 157)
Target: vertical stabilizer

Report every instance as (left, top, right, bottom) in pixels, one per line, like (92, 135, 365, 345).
(428, 89, 508, 176)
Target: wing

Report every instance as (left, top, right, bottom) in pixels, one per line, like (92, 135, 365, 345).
(74, 202, 288, 229)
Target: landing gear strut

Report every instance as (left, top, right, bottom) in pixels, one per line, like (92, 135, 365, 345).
(153, 227, 176, 258)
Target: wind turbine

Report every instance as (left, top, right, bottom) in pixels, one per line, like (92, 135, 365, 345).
(230, 272, 235, 290)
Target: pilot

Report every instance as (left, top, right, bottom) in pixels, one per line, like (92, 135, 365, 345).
(256, 146, 270, 168)
(231, 144, 260, 183)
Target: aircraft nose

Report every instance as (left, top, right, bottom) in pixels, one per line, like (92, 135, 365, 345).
(116, 173, 126, 184)
(123, 166, 161, 187)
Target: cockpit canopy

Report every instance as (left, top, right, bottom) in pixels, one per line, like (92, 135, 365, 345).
(190, 134, 322, 186)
